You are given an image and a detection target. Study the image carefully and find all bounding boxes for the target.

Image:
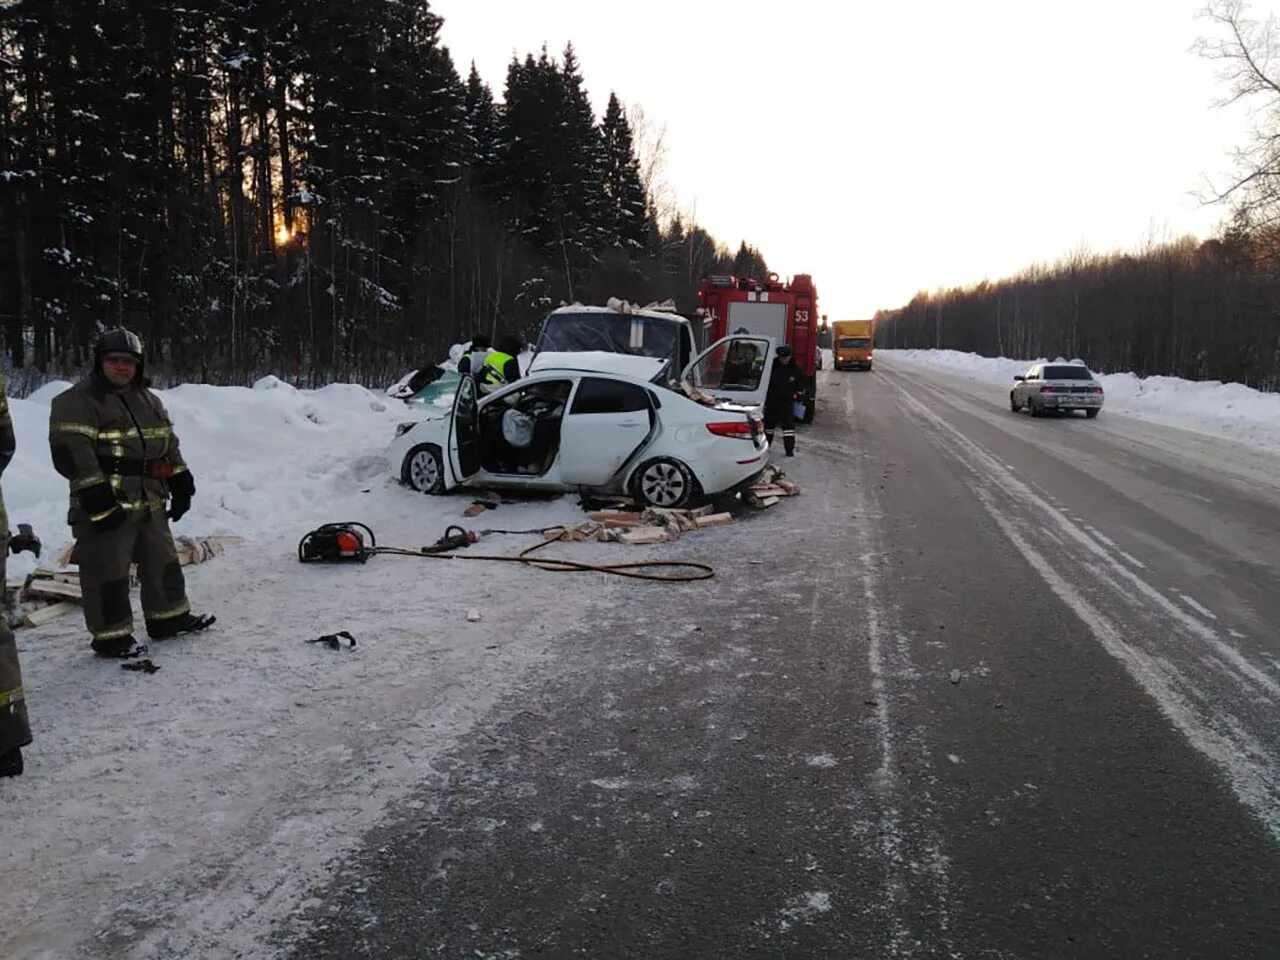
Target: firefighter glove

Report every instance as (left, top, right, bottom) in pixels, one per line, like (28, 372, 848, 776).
(168, 469, 195, 499)
(78, 480, 125, 530)
(92, 505, 127, 532)
(167, 469, 194, 522)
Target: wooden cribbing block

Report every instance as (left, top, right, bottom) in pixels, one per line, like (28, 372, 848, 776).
(22, 601, 78, 628)
(693, 512, 733, 529)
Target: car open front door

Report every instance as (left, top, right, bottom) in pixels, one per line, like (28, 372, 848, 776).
(681, 335, 775, 408)
(449, 373, 482, 482)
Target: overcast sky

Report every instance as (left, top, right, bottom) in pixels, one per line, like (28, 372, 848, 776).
(430, 0, 1273, 320)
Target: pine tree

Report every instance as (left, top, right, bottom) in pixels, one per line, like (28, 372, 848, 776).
(600, 92, 648, 252)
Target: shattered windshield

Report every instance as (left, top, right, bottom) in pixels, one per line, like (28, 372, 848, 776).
(405, 370, 461, 410)
(538, 311, 680, 361)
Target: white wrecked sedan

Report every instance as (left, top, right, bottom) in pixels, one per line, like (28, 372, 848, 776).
(387, 335, 776, 508)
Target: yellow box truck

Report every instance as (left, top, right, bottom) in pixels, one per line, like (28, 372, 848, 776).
(832, 319, 873, 370)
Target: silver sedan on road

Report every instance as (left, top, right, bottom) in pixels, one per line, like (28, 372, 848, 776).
(1010, 362, 1105, 418)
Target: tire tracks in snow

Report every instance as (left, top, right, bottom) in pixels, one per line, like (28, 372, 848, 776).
(802, 373, 957, 957)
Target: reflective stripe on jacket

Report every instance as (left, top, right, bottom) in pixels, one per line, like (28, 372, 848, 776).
(480, 350, 515, 387)
(49, 377, 187, 523)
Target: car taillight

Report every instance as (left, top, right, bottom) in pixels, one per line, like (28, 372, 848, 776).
(1092, 386, 1104, 394)
(706, 420, 754, 439)
(1039, 386, 1056, 394)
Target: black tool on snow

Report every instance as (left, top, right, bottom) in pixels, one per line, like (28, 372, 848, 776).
(308, 631, 356, 650)
(298, 522, 376, 563)
(421, 525, 477, 554)
(8, 523, 41, 558)
(121, 658, 161, 674)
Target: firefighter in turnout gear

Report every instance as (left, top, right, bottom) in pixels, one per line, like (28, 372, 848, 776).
(764, 344, 803, 457)
(48, 328, 215, 658)
(477, 334, 522, 395)
(0, 371, 32, 777)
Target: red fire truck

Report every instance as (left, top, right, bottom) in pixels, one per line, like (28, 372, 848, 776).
(695, 273, 820, 422)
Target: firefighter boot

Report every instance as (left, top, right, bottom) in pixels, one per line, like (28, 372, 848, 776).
(147, 611, 216, 640)
(0, 746, 22, 777)
(783, 430, 796, 457)
(90, 633, 145, 659)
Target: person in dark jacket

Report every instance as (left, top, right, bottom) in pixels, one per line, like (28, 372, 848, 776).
(764, 344, 803, 457)
(457, 334, 492, 377)
(478, 334, 522, 395)
(48, 328, 215, 658)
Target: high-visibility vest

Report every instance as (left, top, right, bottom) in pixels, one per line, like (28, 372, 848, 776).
(480, 350, 514, 387)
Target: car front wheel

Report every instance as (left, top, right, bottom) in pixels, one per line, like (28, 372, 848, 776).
(633, 457, 695, 508)
(403, 444, 445, 493)
(1009, 392, 1020, 412)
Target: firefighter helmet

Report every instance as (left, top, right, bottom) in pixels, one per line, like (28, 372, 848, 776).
(95, 327, 144, 362)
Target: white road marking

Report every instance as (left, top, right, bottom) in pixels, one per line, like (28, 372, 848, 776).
(1178, 594, 1219, 621)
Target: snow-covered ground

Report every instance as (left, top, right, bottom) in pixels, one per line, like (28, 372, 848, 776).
(879, 349, 1280, 455)
(1, 372, 614, 959)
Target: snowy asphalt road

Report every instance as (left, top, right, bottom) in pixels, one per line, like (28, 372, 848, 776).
(285, 359, 1280, 958)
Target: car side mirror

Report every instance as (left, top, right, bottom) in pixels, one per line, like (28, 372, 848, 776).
(1013, 375, 1025, 382)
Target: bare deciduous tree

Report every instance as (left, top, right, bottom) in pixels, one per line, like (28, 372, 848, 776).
(1195, 0, 1280, 228)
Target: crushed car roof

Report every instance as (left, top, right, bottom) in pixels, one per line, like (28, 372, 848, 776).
(526, 351, 669, 381)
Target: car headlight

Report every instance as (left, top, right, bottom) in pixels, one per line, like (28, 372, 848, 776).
(395, 422, 417, 437)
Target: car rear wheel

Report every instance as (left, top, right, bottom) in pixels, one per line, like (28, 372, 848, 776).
(403, 444, 445, 493)
(633, 457, 695, 509)
(1028, 399, 1042, 417)
(1085, 408, 1100, 419)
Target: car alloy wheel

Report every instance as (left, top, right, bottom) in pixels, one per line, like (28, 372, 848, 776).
(405, 445, 444, 493)
(636, 457, 693, 508)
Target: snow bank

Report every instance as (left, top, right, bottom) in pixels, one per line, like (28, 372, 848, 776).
(881, 349, 1280, 454)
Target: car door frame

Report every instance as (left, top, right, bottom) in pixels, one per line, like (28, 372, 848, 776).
(557, 374, 658, 487)
(680, 334, 777, 408)
(447, 372, 482, 484)
(1015, 364, 1041, 405)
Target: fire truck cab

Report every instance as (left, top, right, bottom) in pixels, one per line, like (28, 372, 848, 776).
(696, 273, 819, 422)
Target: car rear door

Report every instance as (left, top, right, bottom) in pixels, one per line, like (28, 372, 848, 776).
(1016, 365, 1040, 404)
(448, 373, 482, 482)
(681, 335, 775, 408)
(557, 376, 656, 486)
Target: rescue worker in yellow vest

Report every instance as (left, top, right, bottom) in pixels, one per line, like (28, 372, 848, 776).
(456, 333, 491, 378)
(477, 334, 522, 395)
(49, 328, 215, 658)
(0, 371, 31, 777)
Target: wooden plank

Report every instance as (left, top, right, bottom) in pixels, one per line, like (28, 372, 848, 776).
(22, 601, 78, 628)
(748, 485, 789, 497)
(693, 512, 734, 529)
(757, 496, 781, 507)
(463, 502, 488, 518)
(621, 527, 670, 545)
(588, 511, 641, 523)
(23, 579, 82, 601)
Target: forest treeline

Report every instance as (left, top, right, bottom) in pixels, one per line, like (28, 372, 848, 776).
(0, 0, 767, 391)
(873, 230, 1280, 389)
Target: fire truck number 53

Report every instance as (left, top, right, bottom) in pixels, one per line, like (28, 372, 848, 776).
(795, 310, 809, 324)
